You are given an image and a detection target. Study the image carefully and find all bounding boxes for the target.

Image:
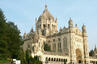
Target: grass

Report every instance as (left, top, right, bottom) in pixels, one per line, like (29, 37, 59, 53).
(0, 59, 10, 63)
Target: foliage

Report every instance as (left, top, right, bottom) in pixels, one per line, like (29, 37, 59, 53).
(44, 43, 51, 51)
(89, 49, 95, 56)
(0, 8, 42, 64)
(0, 9, 23, 60)
(17, 48, 26, 64)
(18, 49, 42, 64)
(0, 59, 10, 63)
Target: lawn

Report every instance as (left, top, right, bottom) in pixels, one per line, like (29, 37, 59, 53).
(0, 59, 10, 63)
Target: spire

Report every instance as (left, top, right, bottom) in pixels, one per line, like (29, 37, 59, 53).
(59, 27, 62, 32)
(55, 18, 57, 22)
(45, 4, 48, 10)
(75, 24, 78, 27)
(94, 45, 97, 52)
(94, 45, 97, 50)
(30, 27, 33, 32)
(68, 17, 73, 28)
(23, 32, 26, 39)
(82, 24, 86, 33)
(35, 17, 37, 24)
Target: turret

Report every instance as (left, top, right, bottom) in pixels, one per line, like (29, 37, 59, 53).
(94, 45, 97, 52)
(55, 18, 57, 22)
(82, 24, 90, 64)
(30, 25, 34, 33)
(82, 24, 87, 37)
(23, 32, 27, 39)
(45, 4, 48, 10)
(82, 24, 87, 33)
(68, 18, 73, 28)
(75, 24, 78, 27)
(35, 4, 57, 36)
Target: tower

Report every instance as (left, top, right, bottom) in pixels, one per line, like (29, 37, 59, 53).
(68, 18, 75, 64)
(35, 5, 57, 36)
(82, 24, 90, 64)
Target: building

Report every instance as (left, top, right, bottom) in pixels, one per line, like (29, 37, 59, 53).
(23, 5, 97, 64)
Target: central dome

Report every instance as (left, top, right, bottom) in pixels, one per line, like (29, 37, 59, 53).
(38, 5, 54, 21)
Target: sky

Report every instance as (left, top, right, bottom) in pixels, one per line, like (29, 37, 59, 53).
(0, 0, 97, 50)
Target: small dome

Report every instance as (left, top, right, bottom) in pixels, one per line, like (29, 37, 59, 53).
(38, 5, 54, 21)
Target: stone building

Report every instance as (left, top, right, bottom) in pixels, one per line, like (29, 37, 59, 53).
(23, 5, 97, 64)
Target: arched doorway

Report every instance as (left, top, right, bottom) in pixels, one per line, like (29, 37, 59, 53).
(76, 49, 82, 64)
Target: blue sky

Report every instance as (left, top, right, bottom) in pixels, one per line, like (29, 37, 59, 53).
(0, 0, 97, 50)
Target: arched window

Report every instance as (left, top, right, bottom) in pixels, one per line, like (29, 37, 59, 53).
(58, 38, 61, 41)
(40, 24, 41, 28)
(44, 43, 51, 51)
(53, 43, 56, 52)
(42, 29, 46, 36)
(43, 24, 46, 29)
(63, 38, 67, 50)
(48, 24, 50, 29)
(58, 43, 62, 52)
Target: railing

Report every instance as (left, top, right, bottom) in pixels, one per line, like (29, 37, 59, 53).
(43, 51, 68, 56)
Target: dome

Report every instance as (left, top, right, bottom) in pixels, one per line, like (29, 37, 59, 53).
(38, 5, 54, 21)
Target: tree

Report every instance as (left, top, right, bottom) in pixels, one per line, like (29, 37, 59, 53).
(18, 48, 42, 64)
(7, 22, 22, 59)
(89, 49, 95, 56)
(0, 40, 9, 59)
(44, 43, 51, 51)
(17, 48, 27, 64)
(0, 9, 10, 59)
(0, 9, 23, 60)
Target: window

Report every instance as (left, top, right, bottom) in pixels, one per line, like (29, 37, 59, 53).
(48, 24, 50, 29)
(42, 30, 46, 36)
(58, 38, 61, 41)
(58, 43, 62, 52)
(40, 24, 41, 28)
(48, 40, 50, 43)
(53, 39, 55, 42)
(43, 24, 46, 29)
(53, 43, 56, 52)
(63, 38, 67, 49)
(44, 43, 51, 51)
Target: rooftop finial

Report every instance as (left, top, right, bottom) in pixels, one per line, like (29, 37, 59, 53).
(68, 17, 73, 28)
(95, 45, 96, 48)
(45, 4, 48, 9)
(94, 44, 97, 51)
(82, 24, 86, 33)
(75, 24, 78, 27)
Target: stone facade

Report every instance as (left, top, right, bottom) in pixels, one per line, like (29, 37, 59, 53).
(23, 5, 97, 64)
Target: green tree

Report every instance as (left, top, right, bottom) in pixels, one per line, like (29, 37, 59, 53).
(0, 40, 9, 59)
(0, 9, 10, 59)
(89, 49, 95, 56)
(44, 43, 51, 51)
(7, 22, 22, 59)
(0, 9, 23, 60)
(18, 49, 42, 64)
(17, 48, 27, 64)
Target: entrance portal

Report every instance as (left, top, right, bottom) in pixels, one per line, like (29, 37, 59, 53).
(76, 49, 82, 64)
(79, 60, 81, 63)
